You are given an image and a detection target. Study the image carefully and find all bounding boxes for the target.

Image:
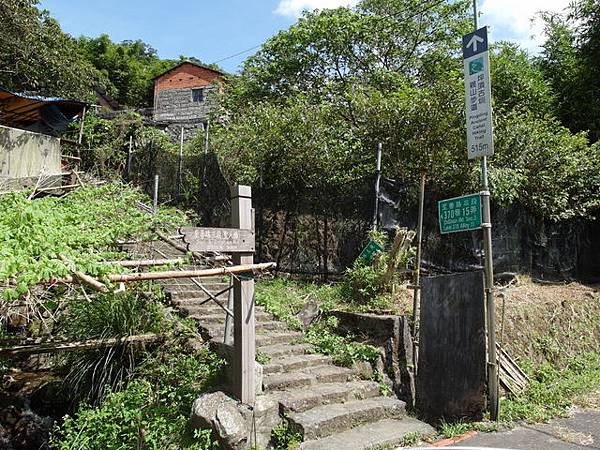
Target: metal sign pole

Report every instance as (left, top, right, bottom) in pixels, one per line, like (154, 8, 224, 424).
(473, 0, 499, 421)
(372, 143, 383, 231)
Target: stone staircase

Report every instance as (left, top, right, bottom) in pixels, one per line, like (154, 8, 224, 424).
(126, 240, 435, 449)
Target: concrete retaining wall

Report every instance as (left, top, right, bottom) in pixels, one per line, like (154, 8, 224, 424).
(0, 125, 62, 188)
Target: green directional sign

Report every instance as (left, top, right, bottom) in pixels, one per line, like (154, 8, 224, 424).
(438, 193, 482, 234)
(358, 239, 384, 263)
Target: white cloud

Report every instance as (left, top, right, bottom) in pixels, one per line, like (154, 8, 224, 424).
(480, 0, 570, 52)
(275, 0, 358, 18)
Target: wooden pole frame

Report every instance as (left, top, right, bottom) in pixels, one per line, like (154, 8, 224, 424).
(230, 184, 256, 405)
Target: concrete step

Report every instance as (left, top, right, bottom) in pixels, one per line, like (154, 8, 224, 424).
(255, 331, 303, 347)
(278, 380, 381, 414)
(162, 282, 230, 292)
(263, 371, 314, 392)
(169, 289, 230, 299)
(263, 354, 332, 375)
(263, 365, 357, 392)
(259, 343, 314, 358)
(299, 417, 435, 450)
(288, 396, 406, 440)
(186, 310, 273, 323)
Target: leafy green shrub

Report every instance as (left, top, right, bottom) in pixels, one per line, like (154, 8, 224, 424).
(0, 183, 185, 301)
(305, 317, 379, 367)
(340, 230, 391, 309)
(52, 347, 223, 450)
(271, 419, 302, 450)
(340, 257, 390, 309)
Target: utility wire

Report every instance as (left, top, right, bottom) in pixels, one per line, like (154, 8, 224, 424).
(210, 44, 262, 65)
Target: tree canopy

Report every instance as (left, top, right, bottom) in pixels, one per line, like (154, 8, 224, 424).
(539, 0, 600, 142)
(210, 0, 600, 221)
(0, 0, 101, 100)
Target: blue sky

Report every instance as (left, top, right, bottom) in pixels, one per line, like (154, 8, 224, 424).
(39, 0, 570, 74)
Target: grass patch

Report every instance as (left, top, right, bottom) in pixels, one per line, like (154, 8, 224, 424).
(255, 277, 342, 328)
(57, 285, 171, 404)
(256, 279, 379, 367)
(438, 352, 600, 438)
(500, 352, 600, 423)
(438, 419, 499, 438)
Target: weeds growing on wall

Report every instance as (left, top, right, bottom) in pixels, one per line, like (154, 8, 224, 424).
(305, 316, 380, 367)
(271, 419, 302, 450)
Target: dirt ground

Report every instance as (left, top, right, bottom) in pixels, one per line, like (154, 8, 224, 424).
(496, 277, 600, 365)
(392, 276, 600, 366)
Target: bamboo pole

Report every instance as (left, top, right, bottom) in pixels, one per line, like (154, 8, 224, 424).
(0, 334, 164, 356)
(61, 255, 108, 293)
(55, 262, 276, 284)
(101, 258, 183, 267)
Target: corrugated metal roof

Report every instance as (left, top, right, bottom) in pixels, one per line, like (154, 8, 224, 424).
(0, 87, 87, 134)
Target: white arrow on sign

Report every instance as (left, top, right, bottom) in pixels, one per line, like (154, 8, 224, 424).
(466, 34, 485, 52)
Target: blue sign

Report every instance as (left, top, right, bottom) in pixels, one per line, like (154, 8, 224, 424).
(462, 27, 488, 59)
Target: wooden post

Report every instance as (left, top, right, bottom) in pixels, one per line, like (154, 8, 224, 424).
(77, 106, 86, 146)
(231, 184, 255, 404)
(411, 172, 426, 401)
(76, 106, 86, 160)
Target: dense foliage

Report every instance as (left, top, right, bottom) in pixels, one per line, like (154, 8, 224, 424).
(0, 0, 100, 100)
(53, 345, 223, 450)
(209, 0, 600, 221)
(539, 0, 600, 142)
(76, 35, 179, 107)
(0, 183, 185, 300)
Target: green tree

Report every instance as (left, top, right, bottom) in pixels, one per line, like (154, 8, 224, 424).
(539, 0, 600, 141)
(225, 0, 471, 109)
(211, 0, 600, 221)
(0, 0, 101, 100)
(76, 35, 178, 107)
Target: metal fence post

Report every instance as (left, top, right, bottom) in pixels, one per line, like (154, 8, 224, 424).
(230, 184, 255, 404)
(153, 175, 159, 216)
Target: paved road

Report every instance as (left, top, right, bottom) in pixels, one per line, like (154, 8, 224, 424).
(460, 409, 600, 449)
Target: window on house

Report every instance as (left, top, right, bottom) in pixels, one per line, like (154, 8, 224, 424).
(191, 88, 204, 103)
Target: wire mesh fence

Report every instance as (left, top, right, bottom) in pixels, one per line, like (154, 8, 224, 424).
(111, 139, 600, 281)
